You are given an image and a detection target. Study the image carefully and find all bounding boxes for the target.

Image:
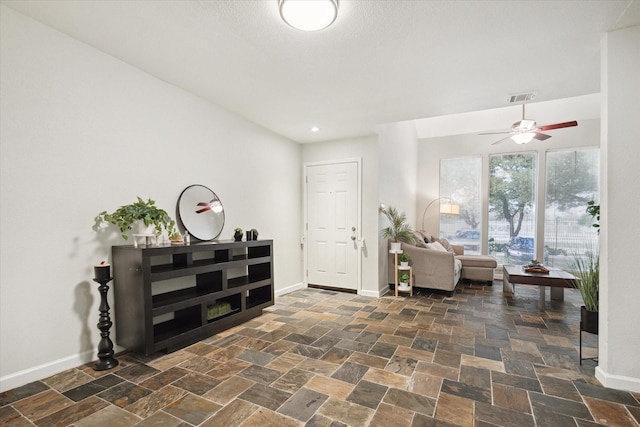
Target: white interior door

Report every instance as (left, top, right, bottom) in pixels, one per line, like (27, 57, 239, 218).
(306, 161, 359, 290)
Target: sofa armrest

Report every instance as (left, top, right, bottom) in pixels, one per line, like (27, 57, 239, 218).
(391, 243, 459, 291)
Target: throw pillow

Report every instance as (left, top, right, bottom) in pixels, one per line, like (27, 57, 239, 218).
(418, 230, 434, 243)
(412, 231, 428, 248)
(426, 241, 447, 252)
(436, 238, 454, 253)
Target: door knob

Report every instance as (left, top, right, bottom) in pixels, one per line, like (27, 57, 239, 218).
(351, 235, 356, 241)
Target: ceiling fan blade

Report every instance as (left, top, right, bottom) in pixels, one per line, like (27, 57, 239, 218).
(491, 136, 512, 145)
(533, 133, 552, 141)
(479, 130, 511, 135)
(538, 121, 578, 131)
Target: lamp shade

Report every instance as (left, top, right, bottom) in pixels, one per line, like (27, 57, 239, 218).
(279, 0, 338, 31)
(421, 197, 460, 230)
(440, 203, 460, 215)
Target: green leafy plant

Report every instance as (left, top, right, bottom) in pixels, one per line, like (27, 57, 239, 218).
(381, 206, 416, 244)
(586, 200, 600, 233)
(399, 253, 411, 263)
(234, 227, 243, 232)
(94, 197, 176, 240)
(399, 273, 410, 283)
(572, 250, 599, 312)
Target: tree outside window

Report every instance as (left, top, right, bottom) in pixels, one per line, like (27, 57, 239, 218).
(488, 152, 537, 264)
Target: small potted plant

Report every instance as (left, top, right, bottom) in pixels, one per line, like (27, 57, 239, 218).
(380, 206, 416, 252)
(399, 253, 411, 268)
(233, 228, 243, 241)
(398, 272, 410, 290)
(94, 197, 177, 240)
(247, 228, 259, 241)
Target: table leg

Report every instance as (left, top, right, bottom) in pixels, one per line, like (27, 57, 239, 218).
(503, 269, 514, 293)
(550, 287, 564, 301)
(539, 286, 545, 310)
(394, 252, 399, 297)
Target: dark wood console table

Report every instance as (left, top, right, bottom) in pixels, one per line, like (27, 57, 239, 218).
(112, 240, 274, 355)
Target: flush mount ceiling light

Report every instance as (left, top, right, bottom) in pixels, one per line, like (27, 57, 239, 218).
(279, 0, 338, 31)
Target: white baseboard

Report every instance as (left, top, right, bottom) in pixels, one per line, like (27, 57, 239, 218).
(275, 282, 306, 298)
(0, 349, 97, 392)
(360, 288, 390, 298)
(595, 366, 640, 393)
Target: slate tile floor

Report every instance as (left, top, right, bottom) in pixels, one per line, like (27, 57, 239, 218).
(2, 282, 640, 426)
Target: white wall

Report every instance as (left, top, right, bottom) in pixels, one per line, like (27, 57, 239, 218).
(377, 121, 419, 293)
(0, 6, 302, 391)
(301, 136, 380, 296)
(597, 25, 640, 393)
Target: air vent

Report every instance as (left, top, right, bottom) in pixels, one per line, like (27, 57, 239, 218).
(507, 92, 537, 103)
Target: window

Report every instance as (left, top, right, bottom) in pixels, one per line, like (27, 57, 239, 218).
(544, 149, 600, 270)
(488, 152, 537, 265)
(439, 157, 482, 255)
(438, 148, 598, 268)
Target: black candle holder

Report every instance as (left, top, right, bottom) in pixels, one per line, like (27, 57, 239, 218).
(92, 267, 118, 371)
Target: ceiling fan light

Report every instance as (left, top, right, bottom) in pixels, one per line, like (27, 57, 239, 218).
(511, 132, 535, 144)
(279, 0, 338, 31)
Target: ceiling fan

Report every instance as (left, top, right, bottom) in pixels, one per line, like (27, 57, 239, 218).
(480, 104, 578, 145)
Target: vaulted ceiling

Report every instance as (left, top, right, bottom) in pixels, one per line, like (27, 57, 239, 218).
(3, 0, 639, 142)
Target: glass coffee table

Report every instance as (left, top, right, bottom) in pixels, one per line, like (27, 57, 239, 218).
(503, 265, 577, 310)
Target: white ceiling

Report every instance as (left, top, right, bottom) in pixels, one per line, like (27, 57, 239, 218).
(3, 0, 639, 143)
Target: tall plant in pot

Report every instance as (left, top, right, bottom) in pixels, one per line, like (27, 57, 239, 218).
(572, 249, 599, 334)
(573, 200, 600, 334)
(380, 206, 415, 252)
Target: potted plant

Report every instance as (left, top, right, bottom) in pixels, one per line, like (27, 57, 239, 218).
(233, 228, 243, 241)
(573, 250, 599, 334)
(246, 228, 259, 241)
(398, 272, 410, 290)
(399, 253, 411, 268)
(381, 206, 415, 252)
(573, 200, 600, 334)
(94, 197, 177, 240)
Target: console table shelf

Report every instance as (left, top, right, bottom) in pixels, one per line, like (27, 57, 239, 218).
(112, 239, 274, 355)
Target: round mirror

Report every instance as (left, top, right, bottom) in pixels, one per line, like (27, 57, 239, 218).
(177, 184, 225, 241)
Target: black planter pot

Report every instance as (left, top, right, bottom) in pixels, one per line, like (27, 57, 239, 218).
(581, 306, 599, 335)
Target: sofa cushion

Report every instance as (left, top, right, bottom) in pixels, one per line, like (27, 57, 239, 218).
(412, 231, 428, 248)
(454, 258, 463, 276)
(418, 230, 435, 243)
(436, 238, 454, 253)
(456, 255, 497, 268)
(426, 241, 447, 252)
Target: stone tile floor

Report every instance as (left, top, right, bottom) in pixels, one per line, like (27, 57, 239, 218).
(2, 281, 639, 426)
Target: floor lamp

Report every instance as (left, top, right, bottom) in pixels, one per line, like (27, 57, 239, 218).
(421, 197, 460, 230)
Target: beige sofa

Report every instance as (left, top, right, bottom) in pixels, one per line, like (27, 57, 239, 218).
(388, 241, 496, 296)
